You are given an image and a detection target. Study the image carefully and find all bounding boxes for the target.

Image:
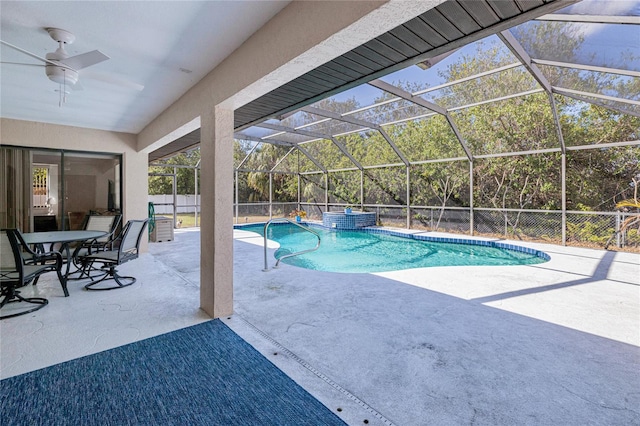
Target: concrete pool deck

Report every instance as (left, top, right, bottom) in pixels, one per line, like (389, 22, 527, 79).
(2, 227, 639, 425)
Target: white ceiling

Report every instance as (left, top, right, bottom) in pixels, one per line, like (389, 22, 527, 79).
(0, 1, 290, 134)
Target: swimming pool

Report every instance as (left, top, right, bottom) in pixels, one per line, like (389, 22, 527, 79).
(237, 223, 549, 273)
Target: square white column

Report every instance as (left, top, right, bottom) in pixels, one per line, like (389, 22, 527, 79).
(199, 106, 234, 318)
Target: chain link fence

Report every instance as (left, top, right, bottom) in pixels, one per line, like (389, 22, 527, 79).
(233, 202, 639, 252)
(411, 207, 471, 233)
(566, 211, 639, 249)
(234, 203, 271, 224)
(474, 209, 562, 242)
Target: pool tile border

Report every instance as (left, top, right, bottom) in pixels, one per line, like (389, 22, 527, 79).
(356, 227, 551, 261)
(234, 222, 550, 261)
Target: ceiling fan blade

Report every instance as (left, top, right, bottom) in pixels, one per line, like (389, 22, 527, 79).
(82, 70, 144, 91)
(0, 61, 45, 67)
(0, 39, 59, 66)
(61, 50, 109, 70)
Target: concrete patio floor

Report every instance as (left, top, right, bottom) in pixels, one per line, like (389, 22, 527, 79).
(2, 226, 639, 425)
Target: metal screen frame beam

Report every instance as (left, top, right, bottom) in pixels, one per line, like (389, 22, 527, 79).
(536, 14, 640, 25)
(499, 30, 552, 93)
(499, 30, 566, 153)
(554, 87, 640, 111)
(368, 79, 474, 162)
(303, 105, 410, 167)
(413, 62, 522, 96)
(235, 133, 327, 173)
(256, 121, 363, 171)
(556, 87, 640, 106)
(532, 58, 640, 78)
(295, 144, 327, 173)
(235, 140, 262, 169)
(271, 147, 297, 173)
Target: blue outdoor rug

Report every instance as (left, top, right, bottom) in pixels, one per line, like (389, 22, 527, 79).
(1, 320, 346, 426)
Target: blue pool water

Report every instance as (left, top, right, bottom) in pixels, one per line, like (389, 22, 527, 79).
(239, 223, 548, 273)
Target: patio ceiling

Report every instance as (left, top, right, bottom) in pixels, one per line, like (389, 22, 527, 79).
(0, 1, 290, 134)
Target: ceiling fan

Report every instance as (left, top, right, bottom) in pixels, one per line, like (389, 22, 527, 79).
(1, 28, 143, 101)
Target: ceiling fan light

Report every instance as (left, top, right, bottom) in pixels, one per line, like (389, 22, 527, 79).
(45, 65, 78, 86)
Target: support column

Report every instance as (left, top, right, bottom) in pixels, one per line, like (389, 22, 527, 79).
(297, 173, 301, 207)
(325, 173, 329, 211)
(360, 170, 364, 209)
(200, 106, 234, 318)
(469, 160, 474, 236)
(234, 170, 239, 224)
(269, 172, 273, 219)
(561, 153, 567, 246)
(195, 166, 199, 227)
(172, 167, 178, 228)
(406, 166, 411, 229)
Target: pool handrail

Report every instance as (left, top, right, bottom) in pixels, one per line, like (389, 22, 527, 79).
(262, 218, 321, 271)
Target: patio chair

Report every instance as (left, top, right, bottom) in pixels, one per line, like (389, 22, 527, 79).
(69, 214, 122, 279)
(1, 229, 64, 319)
(80, 219, 149, 291)
(12, 229, 70, 296)
(82, 213, 122, 250)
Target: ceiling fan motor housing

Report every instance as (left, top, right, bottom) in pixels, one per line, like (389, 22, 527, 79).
(45, 50, 78, 86)
(46, 28, 75, 45)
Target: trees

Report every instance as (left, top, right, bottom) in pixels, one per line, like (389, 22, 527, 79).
(149, 150, 200, 195)
(605, 176, 640, 249)
(234, 141, 299, 203)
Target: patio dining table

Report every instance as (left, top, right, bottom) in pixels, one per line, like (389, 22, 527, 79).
(21, 230, 108, 280)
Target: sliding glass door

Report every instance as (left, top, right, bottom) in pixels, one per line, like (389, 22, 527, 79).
(0, 146, 122, 232)
(61, 152, 121, 230)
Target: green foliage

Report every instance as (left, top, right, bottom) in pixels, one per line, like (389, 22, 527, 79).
(329, 171, 359, 204)
(607, 178, 640, 247)
(567, 220, 614, 245)
(149, 150, 200, 195)
(566, 145, 639, 210)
